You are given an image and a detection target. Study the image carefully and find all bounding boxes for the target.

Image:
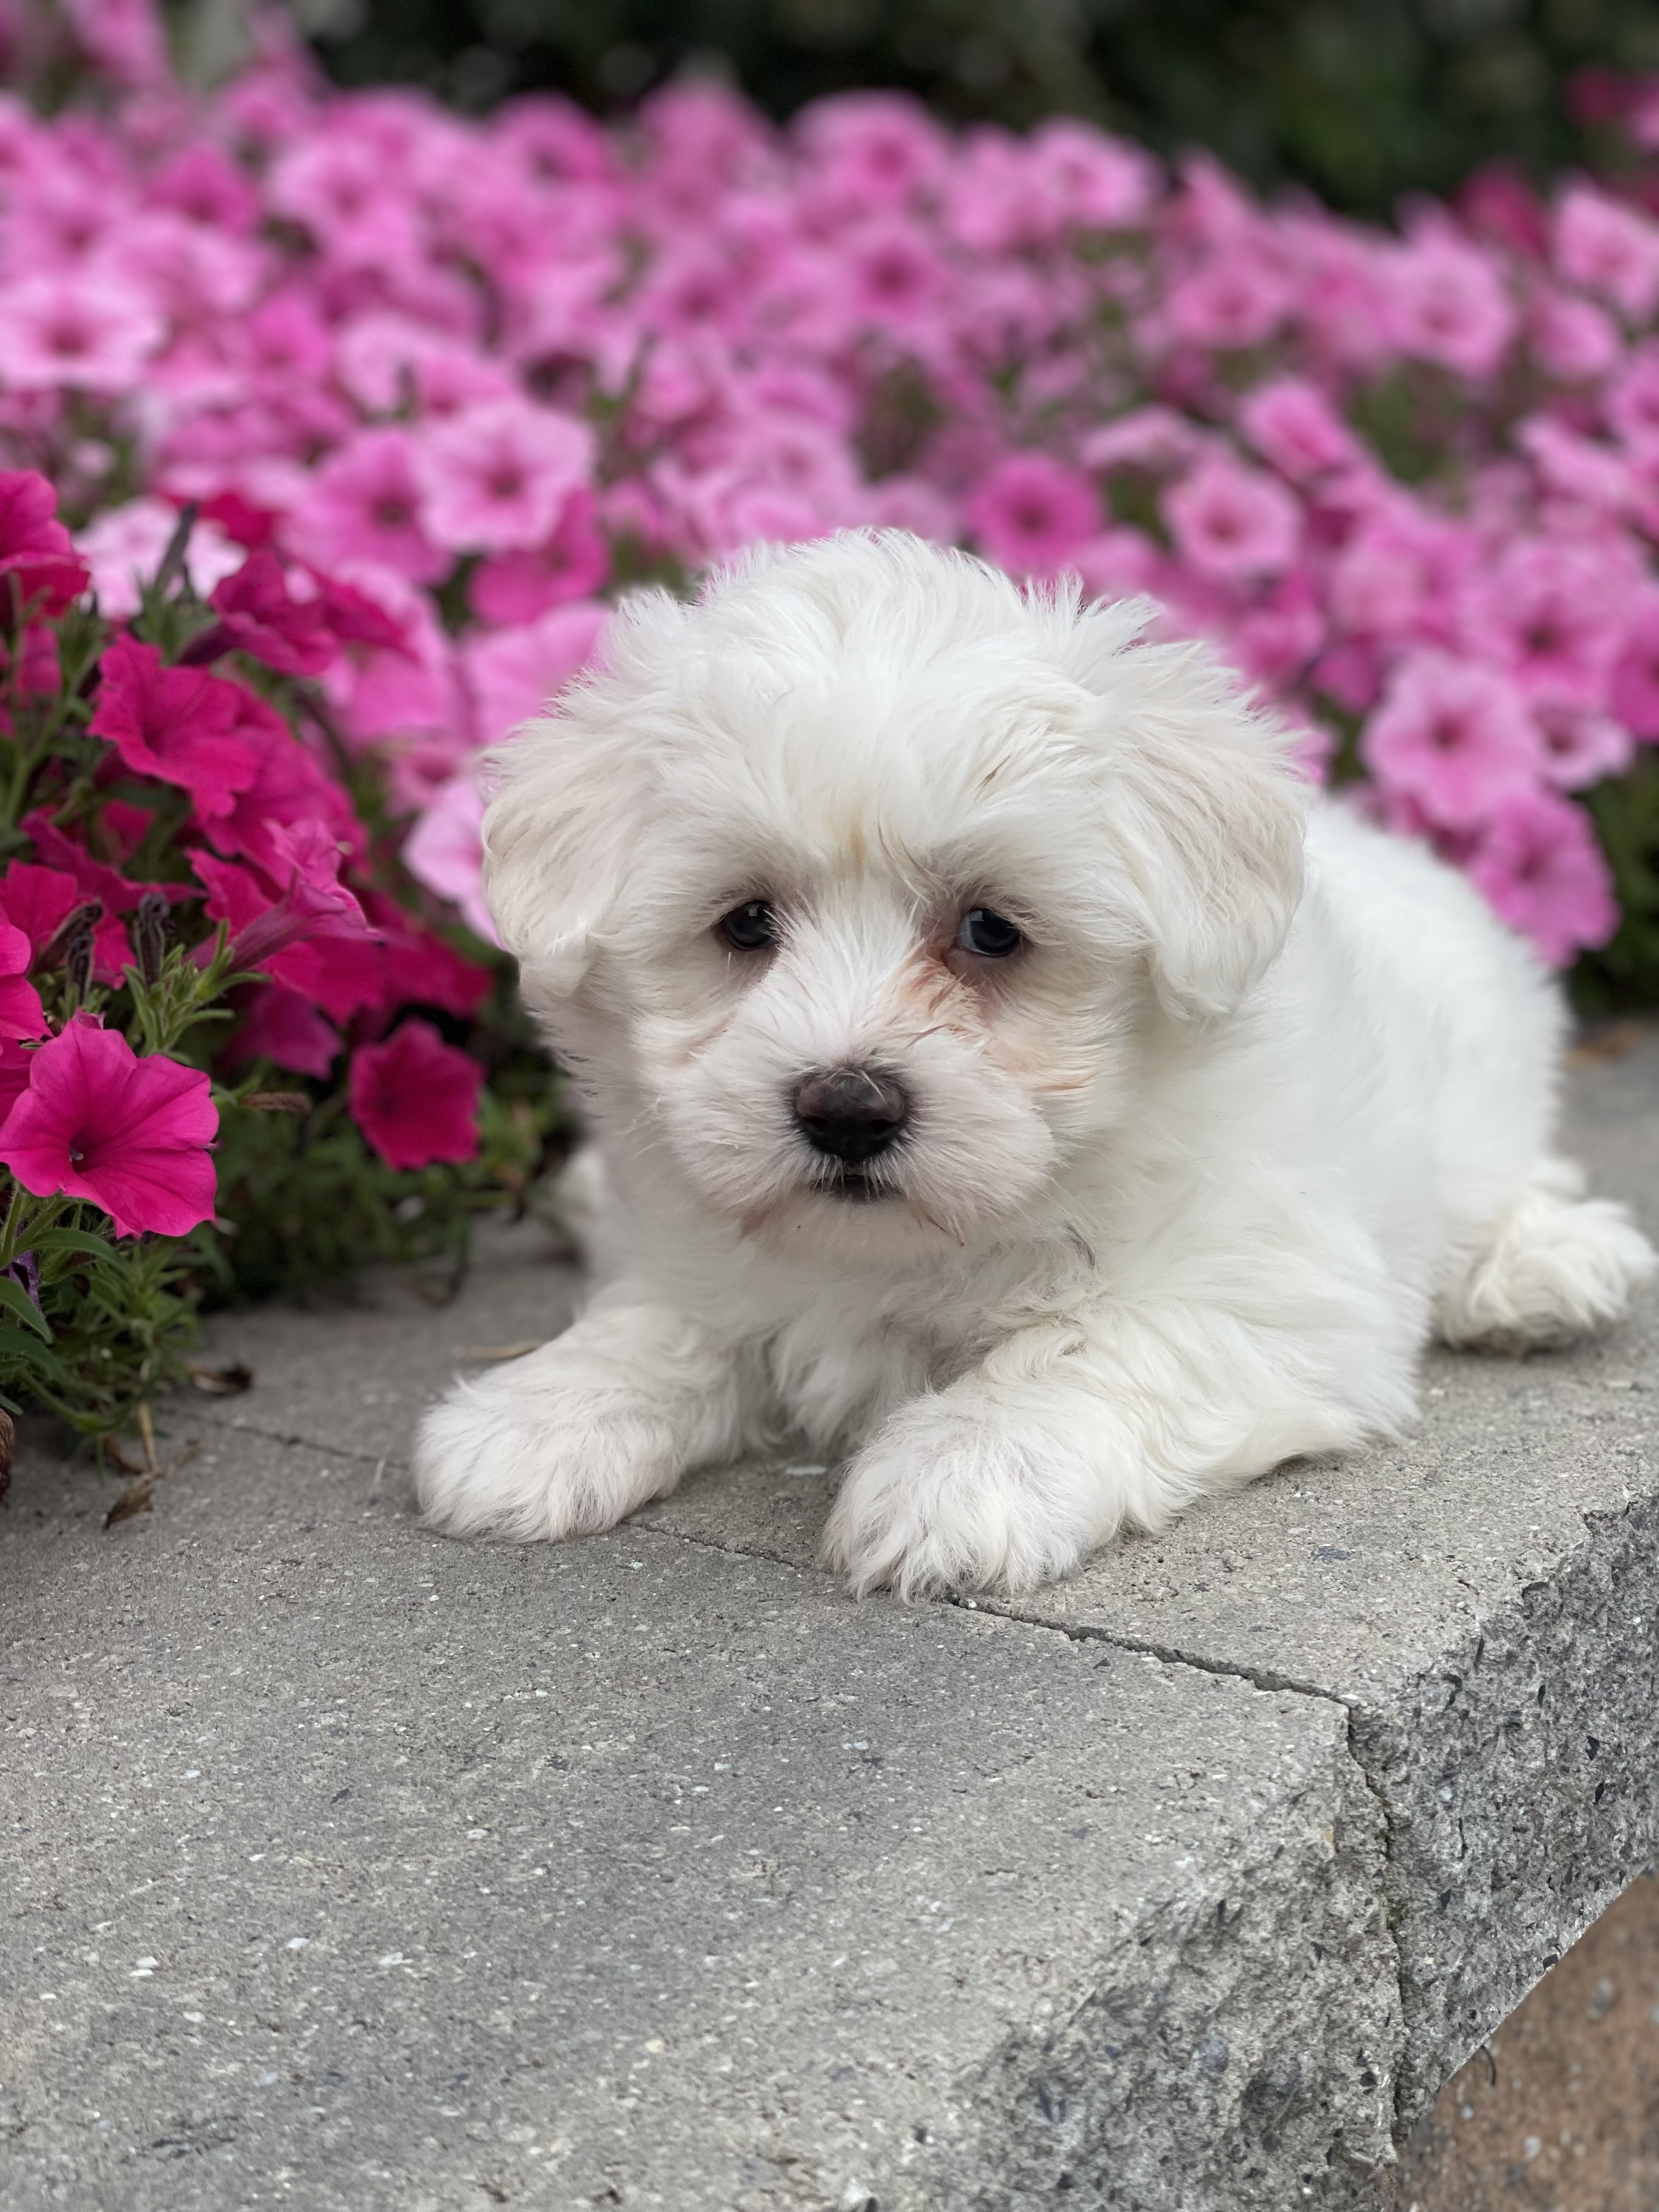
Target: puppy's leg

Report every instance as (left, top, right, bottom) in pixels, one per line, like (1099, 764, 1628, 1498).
(1436, 1158, 1655, 1352)
(822, 1304, 1373, 1599)
(414, 1302, 748, 1543)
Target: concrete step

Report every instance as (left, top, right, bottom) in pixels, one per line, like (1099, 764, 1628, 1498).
(1, 1034, 1654, 2210)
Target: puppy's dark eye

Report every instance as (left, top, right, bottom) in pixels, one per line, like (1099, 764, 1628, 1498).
(718, 900, 777, 952)
(956, 907, 1023, 958)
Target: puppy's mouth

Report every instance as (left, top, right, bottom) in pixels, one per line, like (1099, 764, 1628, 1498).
(815, 1165, 899, 1204)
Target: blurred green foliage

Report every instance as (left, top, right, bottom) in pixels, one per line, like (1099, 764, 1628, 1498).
(302, 0, 1659, 217)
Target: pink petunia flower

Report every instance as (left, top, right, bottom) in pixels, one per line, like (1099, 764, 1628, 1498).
(1384, 231, 1516, 379)
(0, 272, 161, 392)
(468, 489, 611, 627)
(284, 428, 447, 585)
(414, 400, 595, 556)
(0, 470, 90, 616)
(403, 773, 496, 946)
(76, 498, 241, 621)
(1460, 539, 1634, 713)
(0, 1013, 217, 1239)
(1533, 704, 1635, 791)
(1468, 789, 1620, 964)
(1554, 183, 1659, 323)
(462, 602, 610, 748)
(1605, 342, 1659, 464)
(348, 1018, 483, 1171)
(1162, 456, 1300, 582)
(1528, 287, 1621, 383)
(1361, 652, 1542, 830)
(88, 637, 259, 821)
(1609, 601, 1659, 737)
(966, 453, 1101, 578)
(1237, 379, 1359, 483)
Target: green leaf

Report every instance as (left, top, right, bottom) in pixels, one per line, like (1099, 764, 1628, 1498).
(0, 1323, 70, 1383)
(30, 1228, 115, 1263)
(0, 1273, 52, 1340)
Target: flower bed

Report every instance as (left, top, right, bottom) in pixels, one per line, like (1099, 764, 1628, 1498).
(3, 9, 1659, 1459)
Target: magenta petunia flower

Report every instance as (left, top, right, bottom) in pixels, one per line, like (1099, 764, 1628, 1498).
(0, 470, 90, 616)
(1162, 456, 1300, 583)
(0, 862, 129, 985)
(225, 983, 341, 1081)
(88, 637, 260, 820)
(414, 399, 595, 556)
(0, 1014, 217, 1239)
(1361, 652, 1542, 830)
(1469, 790, 1620, 966)
(348, 1019, 483, 1172)
(0, 917, 47, 1043)
(202, 550, 335, 676)
(966, 453, 1101, 578)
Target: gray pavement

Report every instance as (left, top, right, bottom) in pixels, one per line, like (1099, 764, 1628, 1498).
(2, 1035, 1656, 2210)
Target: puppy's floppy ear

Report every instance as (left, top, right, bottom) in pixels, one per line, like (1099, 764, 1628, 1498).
(480, 587, 686, 1000)
(1071, 617, 1308, 1021)
(481, 723, 634, 1000)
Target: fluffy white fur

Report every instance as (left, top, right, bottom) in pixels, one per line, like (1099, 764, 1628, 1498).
(414, 531, 1655, 1596)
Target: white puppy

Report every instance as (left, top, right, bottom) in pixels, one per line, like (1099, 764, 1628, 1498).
(414, 531, 1654, 1596)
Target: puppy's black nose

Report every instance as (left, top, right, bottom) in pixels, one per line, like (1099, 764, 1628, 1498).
(793, 1066, 910, 1164)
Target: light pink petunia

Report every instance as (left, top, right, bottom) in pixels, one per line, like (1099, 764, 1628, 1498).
(462, 601, 610, 748)
(1384, 231, 1516, 379)
(1555, 183, 1659, 323)
(1237, 379, 1360, 483)
(0, 272, 161, 392)
(1460, 539, 1634, 713)
(414, 400, 595, 556)
(76, 498, 241, 622)
(966, 453, 1101, 578)
(1362, 652, 1542, 830)
(403, 773, 497, 946)
(284, 428, 447, 585)
(0, 1013, 217, 1239)
(1468, 790, 1620, 965)
(1162, 457, 1300, 582)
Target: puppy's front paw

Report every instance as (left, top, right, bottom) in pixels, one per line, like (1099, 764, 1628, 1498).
(821, 1398, 1098, 1599)
(414, 1355, 686, 1544)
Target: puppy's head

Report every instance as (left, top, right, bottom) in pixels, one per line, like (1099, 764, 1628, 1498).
(484, 531, 1306, 1267)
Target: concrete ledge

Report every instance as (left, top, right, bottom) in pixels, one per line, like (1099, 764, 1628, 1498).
(1, 1036, 1654, 2209)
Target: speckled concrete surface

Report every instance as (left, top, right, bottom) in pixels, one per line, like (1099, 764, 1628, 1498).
(0, 1032, 1654, 2208)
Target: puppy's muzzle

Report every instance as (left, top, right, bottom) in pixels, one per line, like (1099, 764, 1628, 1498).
(793, 1066, 910, 1165)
